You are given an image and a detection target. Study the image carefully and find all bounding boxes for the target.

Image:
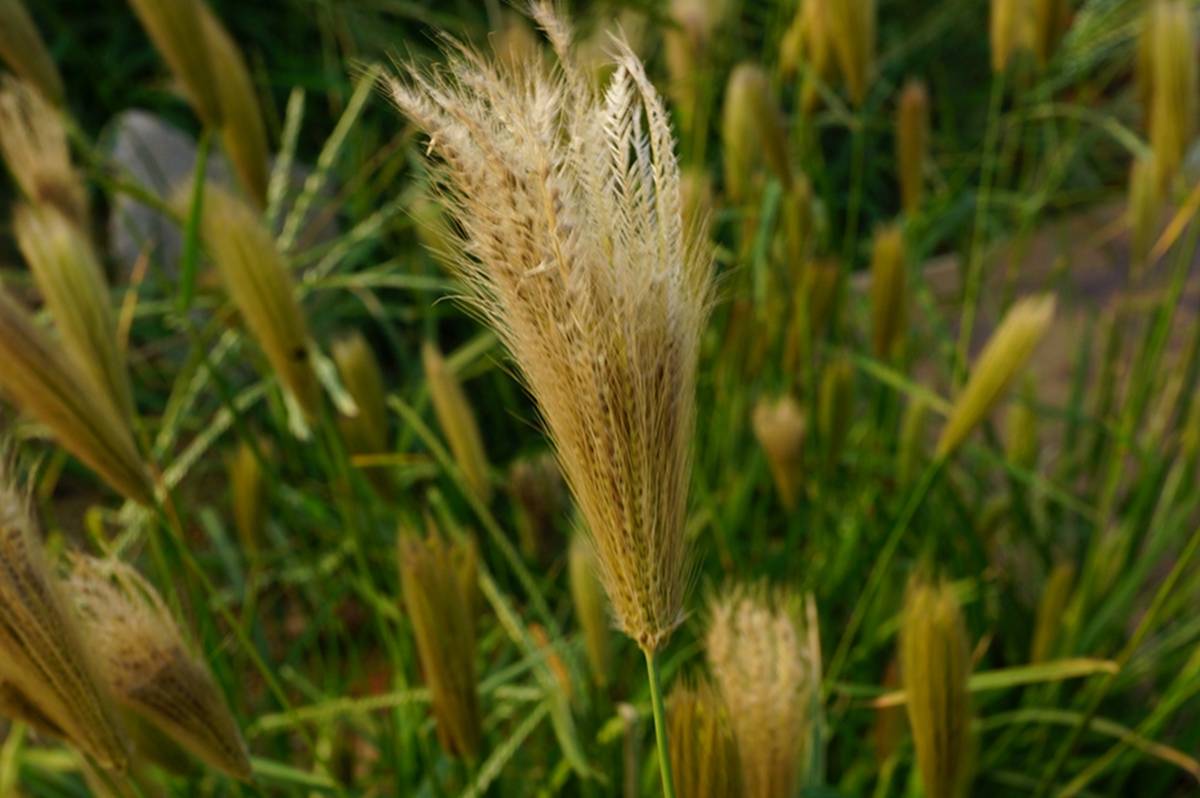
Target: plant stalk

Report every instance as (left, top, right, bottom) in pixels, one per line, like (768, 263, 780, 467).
(644, 647, 677, 798)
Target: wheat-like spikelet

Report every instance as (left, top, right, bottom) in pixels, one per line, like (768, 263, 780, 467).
(397, 526, 482, 760)
(508, 451, 566, 560)
(185, 184, 321, 419)
(14, 204, 135, 426)
(332, 332, 389, 456)
(0, 467, 129, 771)
(900, 576, 973, 798)
(936, 294, 1055, 459)
(796, 0, 836, 111)
(896, 79, 928, 216)
(667, 678, 742, 798)
(227, 440, 266, 561)
(1030, 561, 1075, 663)
(707, 587, 815, 798)
(1140, 0, 1197, 192)
(818, 356, 854, 466)
(0, 0, 63, 103)
(568, 533, 612, 687)
(125, 0, 223, 127)
(1032, 0, 1069, 67)
(0, 289, 152, 505)
(751, 395, 806, 510)
(422, 340, 492, 504)
(65, 555, 252, 781)
(826, 0, 875, 106)
(388, 4, 711, 652)
(869, 223, 907, 360)
(722, 63, 791, 202)
(0, 78, 87, 226)
(990, 0, 1031, 74)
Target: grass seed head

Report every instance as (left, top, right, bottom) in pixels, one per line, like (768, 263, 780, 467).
(389, 3, 711, 652)
(1141, 0, 1197, 191)
(896, 79, 928, 215)
(568, 534, 611, 688)
(818, 356, 854, 466)
(508, 451, 566, 560)
(667, 678, 743, 798)
(1128, 152, 1163, 273)
(227, 440, 266, 561)
(826, 0, 875, 106)
(751, 394, 806, 510)
(125, 0, 224, 126)
(936, 294, 1055, 459)
(332, 332, 389, 456)
(1032, 0, 1070, 67)
(990, 0, 1031, 74)
(869, 223, 907, 359)
(664, 0, 729, 137)
(897, 396, 929, 487)
(421, 340, 492, 505)
(0, 78, 87, 226)
(805, 258, 841, 341)
(1030, 561, 1075, 663)
(782, 175, 817, 268)
(721, 63, 791, 202)
(0, 0, 63, 103)
(797, 0, 836, 111)
(1004, 379, 1039, 472)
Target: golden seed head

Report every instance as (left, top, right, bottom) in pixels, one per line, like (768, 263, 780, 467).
(1004, 379, 1039, 472)
(332, 332, 389, 456)
(897, 396, 929, 487)
(869, 223, 908, 359)
(664, 0, 730, 135)
(804, 258, 841, 341)
(389, 4, 710, 653)
(1140, 0, 1198, 192)
(936, 294, 1055, 459)
(14, 203, 135, 426)
(751, 395, 806, 510)
(65, 555, 252, 780)
(706, 587, 816, 798)
(826, 0, 875, 106)
(872, 658, 904, 764)
(818, 356, 855, 466)
(397, 527, 482, 760)
(722, 63, 791, 202)
(990, 0, 1031, 74)
(227, 439, 266, 561)
(782, 176, 817, 268)
(1030, 561, 1075, 663)
(185, 184, 321, 420)
(667, 678, 743, 798)
(797, 0, 836, 111)
(567, 534, 611, 688)
(197, 2, 269, 207)
(896, 79, 929, 215)
(0, 288, 152, 505)
(1032, 0, 1070, 67)
(0, 78, 87, 225)
(0, 468, 129, 771)
(126, 0, 224, 126)
(1128, 152, 1163, 272)
(900, 575, 973, 798)
(422, 340, 492, 505)
(0, 0, 63, 103)
(508, 451, 566, 560)
(409, 189, 458, 272)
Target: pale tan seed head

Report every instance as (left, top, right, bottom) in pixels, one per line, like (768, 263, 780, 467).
(900, 575, 973, 798)
(667, 677, 742, 798)
(0, 0, 63, 103)
(869, 223, 907, 359)
(388, 4, 711, 652)
(422, 340, 492, 505)
(751, 395, 806, 510)
(936, 294, 1055, 459)
(64, 555, 252, 781)
(721, 63, 791, 203)
(0, 467, 128, 771)
(706, 587, 815, 798)
(0, 288, 152, 505)
(14, 203, 135, 426)
(183, 184, 321, 420)
(0, 78, 87, 226)
(397, 527, 482, 760)
(1140, 0, 1197, 192)
(568, 533, 611, 688)
(896, 79, 929, 215)
(1030, 561, 1075, 663)
(826, 0, 875, 106)
(332, 332, 389, 456)
(508, 451, 566, 560)
(125, 0, 224, 126)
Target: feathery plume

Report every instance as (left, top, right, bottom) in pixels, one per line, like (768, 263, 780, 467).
(936, 295, 1055, 459)
(0, 288, 152, 505)
(14, 204, 135, 425)
(185, 184, 321, 419)
(397, 527, 482, 760)
(388, 4, 711, 652)
(1030, 561, 1075, 663)
(227, 440, 266, 561)
(1140, 0, 1197, 191)
(896, 79, 929, 215)
(125, 0, 223, 126)
(422, 340, 492, 505)
(721, 63, 791, 202)
(0, 468, 128, 771)
(1128, 152, 1162, 273)
(65, 555, 252, 780)
(332, 332, 389, 457)
(869, 223, 907, 359)
(508, 451, 566, 560)
(707, 588, 815, 798)
(668, 678, 742, 798)
(751, 395, 806, 509)
(900, 576, 973, 798)
(818, 356, 854, 466)
(1032, 0, 1070, 67)
(0, 0, 63, 103)
(0, 78, 87, 226)
(568, 534, 612, 688)
(826, 0, 875, 105)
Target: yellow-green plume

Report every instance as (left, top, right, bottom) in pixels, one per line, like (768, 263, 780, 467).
(0, 0, 63, 103)
(0, 78, 87, 226)
(782, 176, 817, 269)
(397, 527, 482, 760)
(897, 396, 929, 487)
(751, 395, 806, 510)
(826, 0, 875, 106)
(936, 295, 1055, 459)
(227, 440, 266, 562)
(797, 0, 836, 111)
(896, 79, 929, 215)
(668, 678, 742, 798)
(65, 555, 252, 780)
(508, 452, 566, 560)
(869, 223, 907, 359)
(722, 63, 791, 203)
(1139, 0, 1197, 190)
(1032, 0, 1070, 67)
(1128, 152, 1162, 273)
(900, 576, 973, 798)
(819, 356, 854, 466)
(664, 0, 729, 139)
(0, 288, 152, 505)
(804, 258, 841, 342)
(186, 184, 321, 419)
(125, 0, 223, 127)
(568, 534, 611, 688)
(1004, 379, 1039, 472)
(422, 340, 492, 505)
(332, 332, 389, 456)
(990, 0, 1031, 74)
(1030, 561, 1075, 663)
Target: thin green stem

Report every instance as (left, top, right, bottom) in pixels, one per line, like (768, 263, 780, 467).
(179, 129, 212, 313)
(644, 647, 677, 798)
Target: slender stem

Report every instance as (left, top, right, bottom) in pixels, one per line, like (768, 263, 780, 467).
(643, 647, 677, 798)
(178, 129, 212, 313)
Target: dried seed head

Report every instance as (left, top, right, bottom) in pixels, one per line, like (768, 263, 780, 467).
(900, 576, 973, 798)
(1032, 0, 1070, 67)
(826, 0, 875, 106)
(1128, 152, 1163, 274)
(869, 224, 907, 359)
(508, 451, 566, 560)
(721, 63, 791, 203)
(568, 534, 611, 688)
(896, 79, 929, 215)
(14, 203, 135, 426)
(0, 78, 87, 226)
(751, 395, 806, 510)
(1030, 561, 1075, 663)
(332, 332, 389, 456)
(422, 341, 492, 505)
(0, 0, 63, 103)
(185, 184, 321, 420)
(707, 588, 816, 798)
(936, 295, 1055, 459)
(197, 2, 269, 207)
(388, 4, 710, 652)
(0, 288, 152, 505)
(65, 555, 252, 780)
(818, 356, 854, 466)
(397, 527, 482, 760)
(1004, 379, 1039, 472)
(990, 0, 1031, 74)
(1140, 0, 1197, 191)
(0, 470, 128, 770)
(491, 12, 542, 71)
(667, 678, 742, 798)
(227, 440, 266, 561)
(897, 396, 929, 487)
(126, 0, 224, 126)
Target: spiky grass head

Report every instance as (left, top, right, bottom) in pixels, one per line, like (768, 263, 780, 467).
(896, 79, 928, 215)
(751, 394, 806, 510)
(332, 332, 389, 456)
(869, 223, 907, 360)
(508, 451, 566, 560)
(667, 678, 742, 798)
(567, 533, 611, 687)
(421, 340, 492, 505)
(227, 439, 266, 561)
(388, 3, 711, 653)
(126, 0, 224, 127)
(1128, 152, 1162, 273)
(0, 0, 63, 103)
(721, 63, 790, 202)
(0, 77, 86, 226)
(826, 0, 875, 105)
(1139, 0, 1197, 191)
